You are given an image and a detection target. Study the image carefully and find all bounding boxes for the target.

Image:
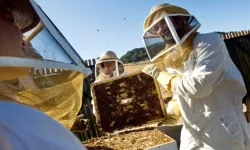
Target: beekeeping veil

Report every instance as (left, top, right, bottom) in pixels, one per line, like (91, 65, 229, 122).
(95, 51, 124, 81)
(0, 0, 91, 129)
(143, 3, 200, 65)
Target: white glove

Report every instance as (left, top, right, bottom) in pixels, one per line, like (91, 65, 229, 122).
(142, 64, 162, 79)
(142, 64, 178, 92)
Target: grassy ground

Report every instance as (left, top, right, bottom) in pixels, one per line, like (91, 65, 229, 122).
(124, 60, 152, 73)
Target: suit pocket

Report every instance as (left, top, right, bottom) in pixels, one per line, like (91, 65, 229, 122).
(219, 116, 245, 145)
(201, 118, 245, 147)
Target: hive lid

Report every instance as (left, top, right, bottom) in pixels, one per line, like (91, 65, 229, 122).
(91, 71, 167, 133)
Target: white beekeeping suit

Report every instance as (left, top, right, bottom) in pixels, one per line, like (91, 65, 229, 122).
(174, 32, 249, 150)
(141, 3, 250, 150)
(0, 102, 87, 150)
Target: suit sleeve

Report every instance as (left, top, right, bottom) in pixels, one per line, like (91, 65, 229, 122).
(172, 34, 226, 98)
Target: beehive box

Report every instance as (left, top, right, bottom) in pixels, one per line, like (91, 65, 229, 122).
(87, 71, 178, 150)
(84, 127, 177, 150)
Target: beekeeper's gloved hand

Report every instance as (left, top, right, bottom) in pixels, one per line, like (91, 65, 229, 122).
(71, 114, 90, 132)
(142, 64, 178, 92)
(142, 64, 161, 78)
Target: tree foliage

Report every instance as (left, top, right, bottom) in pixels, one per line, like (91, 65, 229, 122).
(120, 47, 149, 63)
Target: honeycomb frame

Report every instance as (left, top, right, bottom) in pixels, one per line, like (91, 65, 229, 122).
(91, 71, 167, 133)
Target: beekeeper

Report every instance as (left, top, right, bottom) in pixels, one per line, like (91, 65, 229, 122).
(94, 50, 125, 82)
(91, 51, 126, 117)
(142, 3, 250, 150)
(0, 0, 87, 149)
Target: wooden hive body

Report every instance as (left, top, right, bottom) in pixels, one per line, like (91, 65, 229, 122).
(91, 71, 167, 133)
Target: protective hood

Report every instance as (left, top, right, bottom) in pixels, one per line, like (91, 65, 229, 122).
(142, 14, 200, 62)
(96, 50, 121, 63)
(95, 59, 124, 81)
(0, 0, 91, 129)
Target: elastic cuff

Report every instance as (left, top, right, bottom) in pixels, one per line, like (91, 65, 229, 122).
(167, 76, 178, 92)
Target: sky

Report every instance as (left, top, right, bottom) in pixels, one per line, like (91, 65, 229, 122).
(37, 0, 250, 60)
